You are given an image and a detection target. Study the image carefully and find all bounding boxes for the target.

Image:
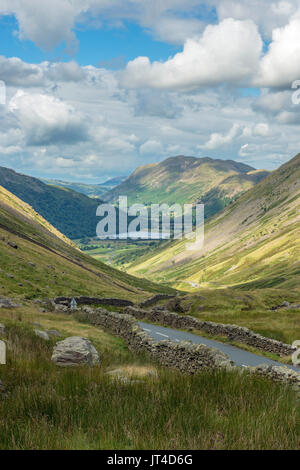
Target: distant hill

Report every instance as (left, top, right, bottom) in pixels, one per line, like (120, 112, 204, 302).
(104, 156, 269, 219)
(0, 166, 102, 239)
(128, 153, 300, 291)
(0, 184, 174, 301)
(41, 175, 127, 198)
(101, 176, 127, 188)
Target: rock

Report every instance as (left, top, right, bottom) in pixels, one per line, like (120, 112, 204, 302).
(7, 241, 18, 249)
(166, 297, 185, 313)
(51, 337, 100, 367)
(0, 297, 20, 309)
(46, 329, 62, 338)
(0, 323, 5, 335)
(34, 329, 50, 341)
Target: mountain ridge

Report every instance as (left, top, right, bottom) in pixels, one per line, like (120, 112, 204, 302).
(104, 155, 270, 220)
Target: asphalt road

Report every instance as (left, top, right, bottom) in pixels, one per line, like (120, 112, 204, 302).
(139, 321, 300, 371)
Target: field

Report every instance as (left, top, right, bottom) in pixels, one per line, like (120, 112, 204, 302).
(0, 305, 299, 450)
(76, 238, 162, 269)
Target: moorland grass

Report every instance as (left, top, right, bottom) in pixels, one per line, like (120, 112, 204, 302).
(0, 318, 299, 450)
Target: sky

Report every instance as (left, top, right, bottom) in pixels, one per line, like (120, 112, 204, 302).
(1, 1, 300, 182)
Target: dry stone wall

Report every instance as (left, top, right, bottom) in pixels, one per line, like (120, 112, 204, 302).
(75, 307, 300, 392)
(54, 296, 134, 308)
(139, 294, 176, 308)
(75, 307, 235, 374)
(124, 306, 296, 357)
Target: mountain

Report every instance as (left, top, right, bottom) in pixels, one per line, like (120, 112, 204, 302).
(128, 153, 300, 291)
(41, 175, 127, 198)
(0, 184, 174, 301)
(0, 166, 102, 239)
(101, 176, 127, 188)
(104, 156, 269, 219)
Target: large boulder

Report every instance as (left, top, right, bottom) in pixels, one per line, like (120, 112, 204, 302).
(51, 337, 100, 367)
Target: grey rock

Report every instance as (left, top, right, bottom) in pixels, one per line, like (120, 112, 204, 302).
(46, 329, 62, 338)
(0, 323, 5, 335)
(34, 329, 50, 341)
(0, 297, 20, 309)
(7, 241, 18, 249)
(51, 337, 100, 367)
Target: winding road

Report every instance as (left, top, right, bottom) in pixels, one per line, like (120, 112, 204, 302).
(139, 321, 300, 371)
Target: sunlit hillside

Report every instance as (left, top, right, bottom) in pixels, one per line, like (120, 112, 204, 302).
(128, 154, 300, 292)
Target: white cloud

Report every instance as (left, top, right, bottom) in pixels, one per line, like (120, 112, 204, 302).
(139, 139, 164, 155)
(8, 90, 88, 145)
(253, 123, 270, 136)
(46, 61, 86, 82)
(0, 0, 81, 51)
(202, 123, 241, 149)
(134, 89, 182, 118)
(255, 15, 300, 87)
(122, 19, 262, 90)
(150, 15, 204, 44)
(0, 56, 45, 87)
(213, 0, 299, 37)
(0, 0, 209, 50)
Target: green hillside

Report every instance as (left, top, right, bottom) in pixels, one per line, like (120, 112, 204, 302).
(0, 167, 101, 239)
(0, 184, 174, 301)
(105, 156, 269, 219)
(128, 153, 300, 292)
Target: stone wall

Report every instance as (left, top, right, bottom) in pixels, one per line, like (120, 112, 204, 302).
(75, 307, 234, 374)
(75, 307, 300, 392)
(54, 296, 134, 308)
(123, 306, 296, 357)
(139, 294, 176, 308)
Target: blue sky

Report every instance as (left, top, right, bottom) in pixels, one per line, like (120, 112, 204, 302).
(0, 1, 300, 182)
(0, 15, 182, 66)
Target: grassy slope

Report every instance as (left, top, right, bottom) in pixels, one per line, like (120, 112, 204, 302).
(0, 166, 101, 239)
(105, 156, 269, 219)
(0, 185, 175, 301)
(129, 154, 300, 293)
(0, 304, 298, 450)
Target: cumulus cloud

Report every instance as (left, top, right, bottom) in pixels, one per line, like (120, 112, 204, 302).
(0, 0, 210, 50)
(139, 139, 164, 155)
(255, 15, 300, 88)
(0, 0, 80, 51)
(46, 61, 86, 82)
(0, 56, 87, 87)
(134, 90, 182, 119)
(213, 0, 299, 37)
(0, 56, 45, 87)
(202, 123, 241, 149)
(8, 90, 88, 145)
(122, 19, 262, 90)
(149, 15, 204, 44)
